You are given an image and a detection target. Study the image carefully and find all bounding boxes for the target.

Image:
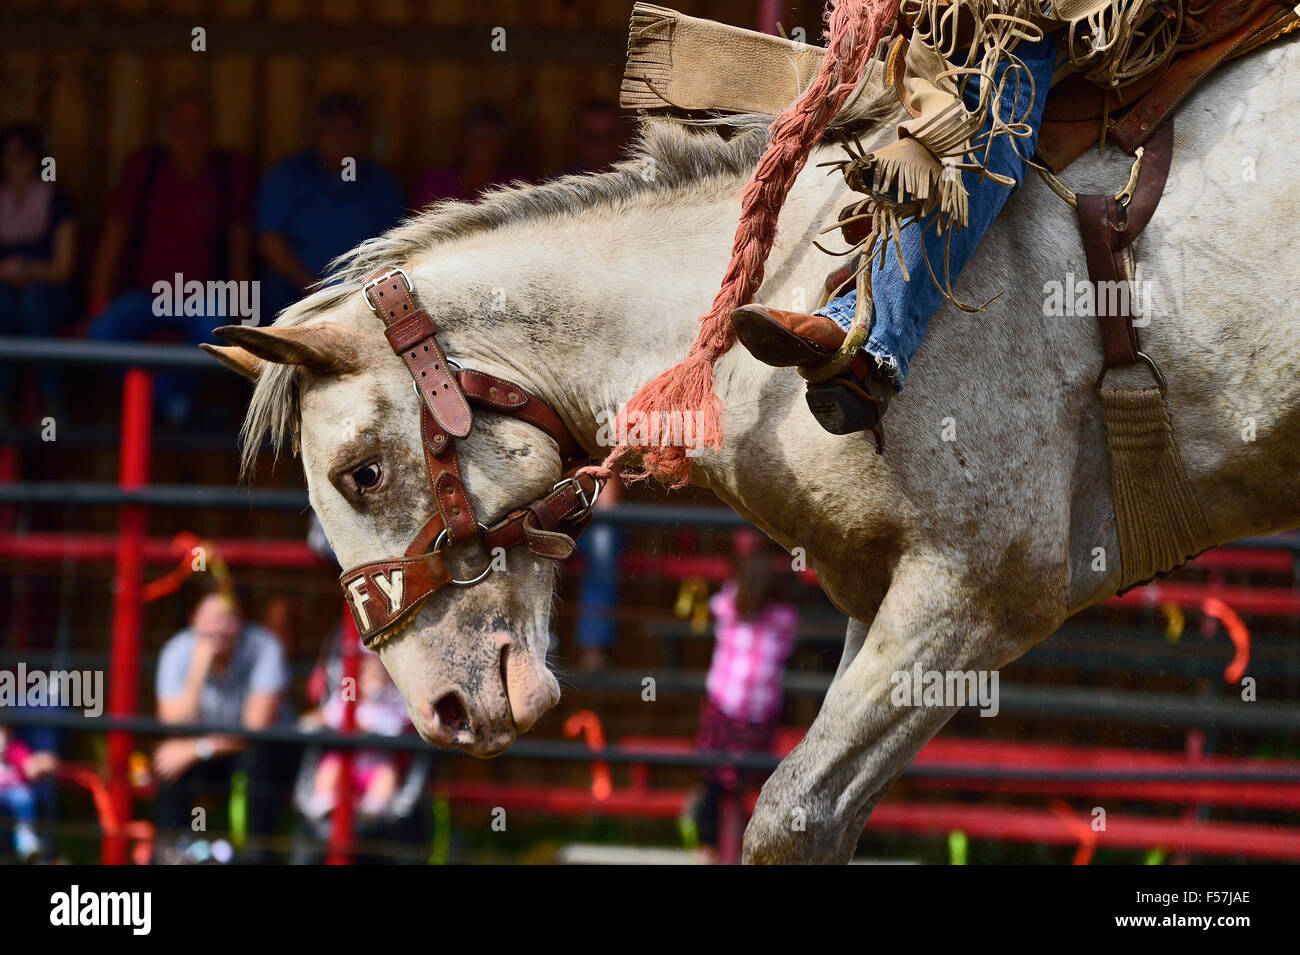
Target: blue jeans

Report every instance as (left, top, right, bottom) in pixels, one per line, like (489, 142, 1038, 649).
(89, 290, 222, 422)
(0, 281, 78, 405)
(576, 523, 624, 652)
(817, 33, 1058, 389)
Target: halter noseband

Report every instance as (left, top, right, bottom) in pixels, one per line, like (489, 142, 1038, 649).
(338, 267, 602, 648)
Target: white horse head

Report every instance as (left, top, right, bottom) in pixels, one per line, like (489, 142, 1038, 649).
(214, 295, 571, 757)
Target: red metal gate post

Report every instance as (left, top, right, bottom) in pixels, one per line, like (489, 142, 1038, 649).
(327, 604, 360, 864)
(105, 368, 152, 864)
(717, 788, 744, 864)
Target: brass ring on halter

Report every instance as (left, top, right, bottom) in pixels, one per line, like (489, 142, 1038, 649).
(361, 267, 413, 315)
(553, 476, 600, 521)
(432, 522, 496, 586)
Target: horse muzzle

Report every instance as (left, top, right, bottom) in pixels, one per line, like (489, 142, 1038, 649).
(382, 627, 558, 758)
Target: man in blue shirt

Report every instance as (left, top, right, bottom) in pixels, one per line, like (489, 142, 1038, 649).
(256, 93, 405, 320)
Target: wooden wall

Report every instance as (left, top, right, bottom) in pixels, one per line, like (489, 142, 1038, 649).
(0, 0, 825, 222)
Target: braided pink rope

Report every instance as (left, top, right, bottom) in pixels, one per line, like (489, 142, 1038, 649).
(585, 0, 901, 487)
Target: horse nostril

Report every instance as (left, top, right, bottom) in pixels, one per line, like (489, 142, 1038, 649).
(434, 691, 469, 734)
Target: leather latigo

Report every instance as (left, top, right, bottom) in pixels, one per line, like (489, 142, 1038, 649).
(1077, 120, 1174, 372)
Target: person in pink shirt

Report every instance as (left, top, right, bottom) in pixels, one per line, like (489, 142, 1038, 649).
(689, 530, 799, 850)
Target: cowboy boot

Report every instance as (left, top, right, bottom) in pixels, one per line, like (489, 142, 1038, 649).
(731, 304, 892, 448)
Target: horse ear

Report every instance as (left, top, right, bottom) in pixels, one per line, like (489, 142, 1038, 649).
(200, 343, 264, 381)
(213, 323, 362, 376)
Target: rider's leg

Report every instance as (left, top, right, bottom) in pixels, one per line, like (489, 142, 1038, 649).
(734, 32, 1058, 438)
(816, 32, 1059, 390)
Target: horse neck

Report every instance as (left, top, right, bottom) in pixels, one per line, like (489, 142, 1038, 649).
(424, 163, 846, 465)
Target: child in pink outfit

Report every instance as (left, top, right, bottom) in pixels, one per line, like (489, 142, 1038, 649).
(690, 531, 799, 850)
(305, 651, 410, 820)
(0, 725, 56, 861)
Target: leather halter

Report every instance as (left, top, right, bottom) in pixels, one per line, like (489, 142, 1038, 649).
(338, 267, 601, 648)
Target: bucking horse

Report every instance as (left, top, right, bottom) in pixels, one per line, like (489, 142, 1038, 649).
(207, 23, 1300, 862)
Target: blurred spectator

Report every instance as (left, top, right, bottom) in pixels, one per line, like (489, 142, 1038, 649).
(575, 480, 623, 670)
(688, 530, 798, 853)
(562, 99, 626, 175)
(410, 103, 527, 209)
(257, 93, 404, 319)
(299, 645, 409, 821)
(0, 723, 58, 862)
(86, 92, 255, 423)
(0, 123, 79, 411)
(152, 585, 288, 863)
(262, 595, 307, 662)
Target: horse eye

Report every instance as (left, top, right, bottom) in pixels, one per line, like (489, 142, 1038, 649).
(351, 462, 382, 493)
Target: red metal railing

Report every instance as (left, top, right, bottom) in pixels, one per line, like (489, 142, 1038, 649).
(104, 368, 151, 865)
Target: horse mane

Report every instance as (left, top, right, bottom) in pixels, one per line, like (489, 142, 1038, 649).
(240, 101, 899, 478)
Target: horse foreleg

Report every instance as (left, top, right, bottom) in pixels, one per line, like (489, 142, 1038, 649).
(743, 558, 1046, 864)
(830, 616, 872, 689)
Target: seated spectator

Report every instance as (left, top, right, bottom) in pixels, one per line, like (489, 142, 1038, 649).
(153, 584, 288, 863)
(0, 723, 57, 862)
(561, 99, 627, 175)
(410, 103, 527, 209)
(300, 645, 409, 821)
(86, 92, 255, 424)
(0, 123, 78, 412)
(688, 530, 798, 855)
(257, 93, 404, 319)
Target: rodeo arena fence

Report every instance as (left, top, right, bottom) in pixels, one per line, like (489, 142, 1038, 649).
(3, 336, 1300, 865)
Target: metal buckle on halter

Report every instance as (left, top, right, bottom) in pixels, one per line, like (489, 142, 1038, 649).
(431, 522, 496, 586)
(552, 476, 600, 522)
(362, 267, 413, 316)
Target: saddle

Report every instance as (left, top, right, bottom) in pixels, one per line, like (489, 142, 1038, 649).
(1036, 0, 1300, 171)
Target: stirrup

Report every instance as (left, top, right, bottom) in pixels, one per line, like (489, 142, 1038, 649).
(804, 375, 886, 453)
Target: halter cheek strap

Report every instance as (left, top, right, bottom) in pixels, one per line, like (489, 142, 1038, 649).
(338, 267, 602, 648)
(367, 268, 472, 437)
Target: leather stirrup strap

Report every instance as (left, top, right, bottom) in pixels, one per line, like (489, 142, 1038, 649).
(1078, 192, 1140, 367)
